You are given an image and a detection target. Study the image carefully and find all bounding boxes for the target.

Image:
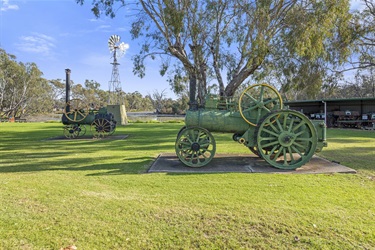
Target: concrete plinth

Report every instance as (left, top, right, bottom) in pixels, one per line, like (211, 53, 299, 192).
(107, 104, 128, 125)
(148, 153, 356, 174)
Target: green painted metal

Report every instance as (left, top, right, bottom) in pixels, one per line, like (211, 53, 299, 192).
(62, 70, 117, 139)
(185, 109, 249, 134)
(311, 120, 327, 152)
(175, 127, 216, 167)
(62, 100, 116, 138)
(90, 117, 115, 138)
(63, 124, 87, 139)
(256, 110, 318, 169)
(185, 84, 283, 134)
(62, 98, 96, 125)
(176, 83, 328, 169)
(285, 96, 375, 103)
(239, 83, 283, 126)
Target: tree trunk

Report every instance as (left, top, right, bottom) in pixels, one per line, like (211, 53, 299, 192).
(224, 62, 261, 97)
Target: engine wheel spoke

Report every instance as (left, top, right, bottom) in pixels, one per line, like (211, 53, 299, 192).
(239, 83, 283, 126)
(175, 127, 216, 167)
(256, 110, 317, 169)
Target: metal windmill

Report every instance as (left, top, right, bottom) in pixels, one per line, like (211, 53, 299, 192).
(108, 35, 128, 105)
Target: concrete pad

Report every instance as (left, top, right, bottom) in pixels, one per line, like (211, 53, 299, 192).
(148, 153, 356, 174)
(43, 134, 129, 141)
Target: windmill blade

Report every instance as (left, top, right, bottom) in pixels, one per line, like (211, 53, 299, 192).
(109, 35, 120, 45)
(108, 35, 121, 51)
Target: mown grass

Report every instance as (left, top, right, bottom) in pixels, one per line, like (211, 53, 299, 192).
(0, 122, 374, 249)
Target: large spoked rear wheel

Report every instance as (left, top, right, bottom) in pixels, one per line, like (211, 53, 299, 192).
(256, 110, 317, 170)
(175, 127, 216, 167)
(248, 146, 271, 157)
(63, 98, 89, 122)
(91, 118, 112, 138)
(239, 83, 283, 126)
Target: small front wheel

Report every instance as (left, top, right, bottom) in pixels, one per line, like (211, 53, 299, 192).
(175, 127, 216, 167)
(63, 124, 80, 139)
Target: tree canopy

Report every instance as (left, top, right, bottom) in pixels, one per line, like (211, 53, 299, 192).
(0, 49, 162, 118)
(349, 0, 375, 69)
(77, 0, 354, 105)
(0, 48, 50, 117)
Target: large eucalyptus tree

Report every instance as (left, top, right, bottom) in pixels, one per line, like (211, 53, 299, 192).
(77, 0, 353, 105)
(351, 0, 375, 69)
(0, 49, 51, 117)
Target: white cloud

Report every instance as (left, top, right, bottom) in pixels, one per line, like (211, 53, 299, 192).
(0, 0, 19, 11)
(89, 18, 100, 22)
(118, 42, 129, 55)
(97, 25, 112, 31)
(16, 33, 56, 56)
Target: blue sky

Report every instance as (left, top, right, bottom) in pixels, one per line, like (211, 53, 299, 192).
(0, 0, 366, 100)
(0, 0, 174, 98)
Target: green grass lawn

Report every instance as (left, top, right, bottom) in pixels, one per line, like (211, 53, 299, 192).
(0, 122, 374, 249)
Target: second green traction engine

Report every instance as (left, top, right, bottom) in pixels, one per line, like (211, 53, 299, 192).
(175, 84, 327, 170)
(61, 69, 116, 139)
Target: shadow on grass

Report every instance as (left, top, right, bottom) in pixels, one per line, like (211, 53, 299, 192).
(0, 156, 155, 175)
(0, 123, 183, 175)
(1, 124, 374, 175)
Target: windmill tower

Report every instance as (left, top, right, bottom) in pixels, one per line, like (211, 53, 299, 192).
(107, 35, 129, 125)
(108, 35, 128, 105)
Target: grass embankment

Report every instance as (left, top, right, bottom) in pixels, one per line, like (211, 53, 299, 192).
(0, 122, 374, 249)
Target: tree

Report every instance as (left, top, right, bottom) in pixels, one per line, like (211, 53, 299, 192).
(173, 95, 189, 114)
(350, 0, 375, 70)
(125, 91, 142, 110)
(67, 80, 108, 109)
(125, 91, 153, 111)
(77, 0, 353, 105)
(254, 0, 359, 100)
(26, 78, 54, 114)
(49, 79, 66, 111)
(338, 68, 375, 98)
(147, 89, 168, 113)
(167, 67, 190, 99)
(84, 79, 108, 107)
(0, 49, 51, 117)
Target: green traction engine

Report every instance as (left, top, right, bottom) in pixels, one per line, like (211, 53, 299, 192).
(61, 69, 116, 139)
(175, 83, 327, 170)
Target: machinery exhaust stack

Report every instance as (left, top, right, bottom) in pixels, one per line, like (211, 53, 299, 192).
(65, 68, 71, 112)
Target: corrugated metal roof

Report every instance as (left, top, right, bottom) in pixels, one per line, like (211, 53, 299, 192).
(285, 97, 375, 104)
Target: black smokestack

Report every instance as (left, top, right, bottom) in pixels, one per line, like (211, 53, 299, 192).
(189, 75, 198, 110)
(65, 69, 71, 112)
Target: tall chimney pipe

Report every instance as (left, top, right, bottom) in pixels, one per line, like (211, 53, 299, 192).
(65, 69, 71, 112)
(189, 75, 198, 110)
